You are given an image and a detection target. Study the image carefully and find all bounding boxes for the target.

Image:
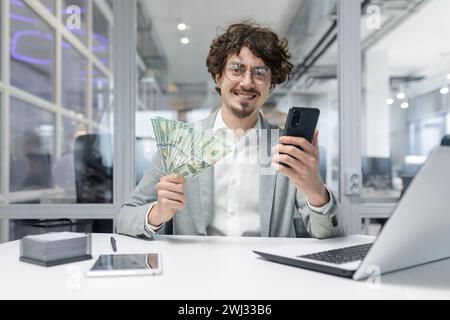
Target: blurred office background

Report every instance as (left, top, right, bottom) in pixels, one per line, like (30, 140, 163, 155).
(0, 0, 449, 241)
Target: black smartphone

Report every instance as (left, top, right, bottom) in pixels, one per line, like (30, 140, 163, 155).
(279, 107, 320, 167)
(283, 107, 320, 143)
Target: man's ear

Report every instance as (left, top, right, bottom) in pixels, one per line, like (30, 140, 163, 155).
(215, 74, 222, 88)
(269, 83, 276, 93)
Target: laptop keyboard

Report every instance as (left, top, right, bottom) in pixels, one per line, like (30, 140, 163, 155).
(298, 243, 372, 264)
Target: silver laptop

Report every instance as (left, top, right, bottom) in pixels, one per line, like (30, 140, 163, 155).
(254, 146, 450, 280)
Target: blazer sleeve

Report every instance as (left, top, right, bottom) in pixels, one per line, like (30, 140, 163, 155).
(295, 188, 345, 239)
(115, 153, 169, 239)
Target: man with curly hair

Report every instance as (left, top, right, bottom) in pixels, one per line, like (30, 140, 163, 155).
(117, 21, 344, 239)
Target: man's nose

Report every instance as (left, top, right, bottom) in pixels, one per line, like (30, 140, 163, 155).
(239, 70, 255, 87)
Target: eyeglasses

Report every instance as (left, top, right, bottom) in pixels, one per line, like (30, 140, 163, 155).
(224, 62, 271, 86)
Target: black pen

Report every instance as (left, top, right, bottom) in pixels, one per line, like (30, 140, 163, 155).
(110, 236, 117, 252)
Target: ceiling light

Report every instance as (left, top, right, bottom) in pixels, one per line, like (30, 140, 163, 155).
(386, 98, 394, 105)
(447, 73, 450, 80)
(180, 37, 190, 44)
(396, 92, 405, 99)
(400, 102, 409, 109)
(177, 23, 187, 31)
(440, 87, 449, 94)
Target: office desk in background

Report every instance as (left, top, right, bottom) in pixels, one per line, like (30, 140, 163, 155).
(1, 234, 450, 299)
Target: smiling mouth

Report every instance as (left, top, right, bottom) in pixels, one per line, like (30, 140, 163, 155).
(233, 91, 259, 100)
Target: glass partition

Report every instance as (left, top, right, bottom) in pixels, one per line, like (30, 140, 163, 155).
(5, 0, 114, 204)
(10, 0, 54, 102)
(9, 97, 55, 192)
(361, 0, 450, 204)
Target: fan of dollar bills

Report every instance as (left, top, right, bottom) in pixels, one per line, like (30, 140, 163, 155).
(151, 117, 231, 180)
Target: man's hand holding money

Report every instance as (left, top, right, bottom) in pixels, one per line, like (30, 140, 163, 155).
(148, 174, 186, 226)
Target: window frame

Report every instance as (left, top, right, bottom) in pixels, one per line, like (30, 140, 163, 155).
(0, 0, 128, 219)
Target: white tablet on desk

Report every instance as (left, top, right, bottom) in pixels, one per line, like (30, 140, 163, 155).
(86, 253, 162, 277)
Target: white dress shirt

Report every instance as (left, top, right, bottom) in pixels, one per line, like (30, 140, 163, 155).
(146, 109, 333, 234)
(207, 110, 262, 236)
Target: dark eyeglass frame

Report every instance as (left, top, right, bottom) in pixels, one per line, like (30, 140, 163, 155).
(224, 62, 272, 86)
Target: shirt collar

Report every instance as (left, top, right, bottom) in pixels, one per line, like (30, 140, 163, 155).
(213, 108, 262, 133)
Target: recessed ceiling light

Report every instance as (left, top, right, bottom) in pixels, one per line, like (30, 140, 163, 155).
(396, 92, 405, 99)
(386, 98, 394, 105)
(440, 87, 449, 94)
(177, 23, 187, 31)
(180, 37, 190, 44)
(400, 102, 409, 109)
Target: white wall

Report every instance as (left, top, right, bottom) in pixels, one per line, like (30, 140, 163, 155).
(364, 50, 391, 157)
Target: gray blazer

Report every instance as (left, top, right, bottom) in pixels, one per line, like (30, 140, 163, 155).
(116, 109, 345, 239)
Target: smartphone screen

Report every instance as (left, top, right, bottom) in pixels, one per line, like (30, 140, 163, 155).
(86, 253, 162, 277)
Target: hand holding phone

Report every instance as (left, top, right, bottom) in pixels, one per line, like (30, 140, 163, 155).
(273, 107, 329, 206)
(279, 107, 320, 167)
(283, 107, 320, 144)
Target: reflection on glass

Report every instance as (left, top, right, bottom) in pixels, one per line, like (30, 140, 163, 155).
(93, 2, 111, 66)
(146, 254, 158, 269)
(10, 0, 54, 102)
(62, 0, 87, 45)
(91, 254, 158, 270)
(51, 118, 87, 202)
(10, 98, 55, 192)
(361, 0, 450, 202)
(62, 41, 87, 114)
(92, 68, 111, 124)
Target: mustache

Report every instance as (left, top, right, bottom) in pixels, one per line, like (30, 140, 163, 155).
(233, 87, 260, 95)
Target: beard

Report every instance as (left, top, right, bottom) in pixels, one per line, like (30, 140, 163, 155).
(229, 102, 256, 119)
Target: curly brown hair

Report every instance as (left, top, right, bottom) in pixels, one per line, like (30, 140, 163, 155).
(206, 21, 293, 95)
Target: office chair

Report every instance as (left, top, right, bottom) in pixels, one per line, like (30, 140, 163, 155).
(441, 135, 450, 146)
(74, 134, 113, 203)
(74, 134, 113, 233)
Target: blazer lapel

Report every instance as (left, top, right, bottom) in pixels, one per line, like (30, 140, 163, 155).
(194, 109, 220, 232)
(258, 115, 280, 237)
(197, 166, 214, 230)
(259, 173, 276, 237)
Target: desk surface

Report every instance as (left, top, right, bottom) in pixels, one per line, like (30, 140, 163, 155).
(1, 233, 450, 299)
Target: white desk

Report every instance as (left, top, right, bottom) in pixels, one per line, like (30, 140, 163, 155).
(1, 233, 450, 299)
